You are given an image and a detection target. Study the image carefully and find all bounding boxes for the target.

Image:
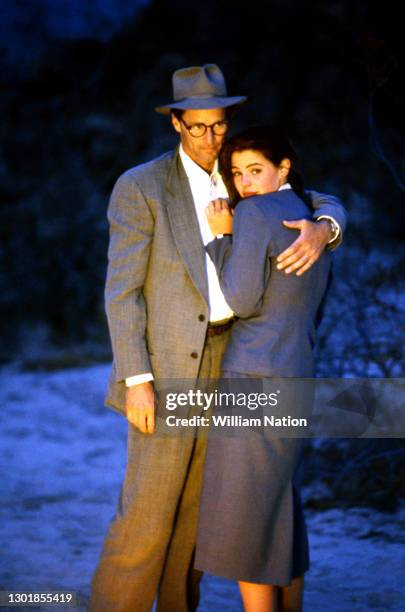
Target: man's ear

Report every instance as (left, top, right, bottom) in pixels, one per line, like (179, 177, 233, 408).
(171, 112, 181, 134)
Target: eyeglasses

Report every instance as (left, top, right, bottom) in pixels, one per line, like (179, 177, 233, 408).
(180, 118, 229, 138)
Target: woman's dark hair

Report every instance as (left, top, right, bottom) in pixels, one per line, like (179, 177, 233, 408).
(219, 125, 304, 206)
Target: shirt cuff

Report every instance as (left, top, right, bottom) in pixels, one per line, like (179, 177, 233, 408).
(316, 215, 341, 244)
(125, 373, 154, 387)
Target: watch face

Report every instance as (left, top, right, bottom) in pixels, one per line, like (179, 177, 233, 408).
(329, 222, 339, 241)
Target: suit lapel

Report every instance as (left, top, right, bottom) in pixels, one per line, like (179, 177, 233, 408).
(165, 150, 209, 305)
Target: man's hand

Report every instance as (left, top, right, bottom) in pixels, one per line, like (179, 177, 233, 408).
(125, 381, 155, 434)
(277, 219, 332, 276)
(206, 198, 233, 236)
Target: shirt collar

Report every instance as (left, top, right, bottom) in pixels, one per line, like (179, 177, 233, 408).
(278, 182, 292, 191)
(179, 144, 219, 180)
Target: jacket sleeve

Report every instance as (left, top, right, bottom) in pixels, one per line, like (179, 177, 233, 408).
(206, 202, 273, 319)
(104, 171, 154, 382)
(305, 190, 347, 248)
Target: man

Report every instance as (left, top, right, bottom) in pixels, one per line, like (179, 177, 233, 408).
(90, 64, 346, 612)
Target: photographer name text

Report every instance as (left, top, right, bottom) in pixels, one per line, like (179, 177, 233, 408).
(165, 415, 308, 428)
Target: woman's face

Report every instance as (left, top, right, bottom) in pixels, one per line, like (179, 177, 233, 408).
(231, 150, 290, 198)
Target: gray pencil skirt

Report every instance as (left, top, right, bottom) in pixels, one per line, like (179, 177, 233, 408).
(194, 372, 309, 586)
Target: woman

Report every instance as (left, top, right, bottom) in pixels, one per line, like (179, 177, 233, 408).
(194, 126, 332, 611)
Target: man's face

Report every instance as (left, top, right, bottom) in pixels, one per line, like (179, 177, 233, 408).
(171, 108, 227, 172)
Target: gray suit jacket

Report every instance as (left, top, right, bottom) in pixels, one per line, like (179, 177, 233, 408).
(104, 149, 346, 414)
(206, 190, 332, 377)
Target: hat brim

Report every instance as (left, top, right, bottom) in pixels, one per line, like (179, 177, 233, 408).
(155, 95, 247, 115)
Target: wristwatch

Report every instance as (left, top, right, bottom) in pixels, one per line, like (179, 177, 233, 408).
(316, 216, 340, 243)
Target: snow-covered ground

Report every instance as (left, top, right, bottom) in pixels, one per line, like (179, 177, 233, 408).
(1, 364, 404, 611)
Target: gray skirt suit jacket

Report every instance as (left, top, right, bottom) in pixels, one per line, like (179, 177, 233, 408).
(195, 189, 332, 585)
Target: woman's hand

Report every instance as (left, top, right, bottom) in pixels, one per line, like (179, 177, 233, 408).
(206, 198, 233, 237)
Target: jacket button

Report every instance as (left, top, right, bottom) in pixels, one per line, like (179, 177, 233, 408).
(198, 314, 205, 321)
(190, 351, 198, 359)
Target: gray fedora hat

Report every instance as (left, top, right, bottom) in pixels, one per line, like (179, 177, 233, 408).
(155, 64, 247, 114)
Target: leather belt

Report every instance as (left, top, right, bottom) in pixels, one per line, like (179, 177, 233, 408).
(206, 317, 236, 338)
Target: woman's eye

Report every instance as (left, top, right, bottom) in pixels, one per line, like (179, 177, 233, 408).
(232, 171, 241, 178)
(251, 168, 261, 175)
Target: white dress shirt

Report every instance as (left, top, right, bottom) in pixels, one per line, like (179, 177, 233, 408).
(178, 145, 234, 322)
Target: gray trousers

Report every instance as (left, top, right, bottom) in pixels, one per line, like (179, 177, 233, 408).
(90, 331, 229, 612)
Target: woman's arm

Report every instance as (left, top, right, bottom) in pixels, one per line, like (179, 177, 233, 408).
(206, 201, 273, 318)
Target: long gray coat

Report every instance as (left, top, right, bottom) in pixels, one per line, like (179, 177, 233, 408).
(104, 149, 346, 415)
